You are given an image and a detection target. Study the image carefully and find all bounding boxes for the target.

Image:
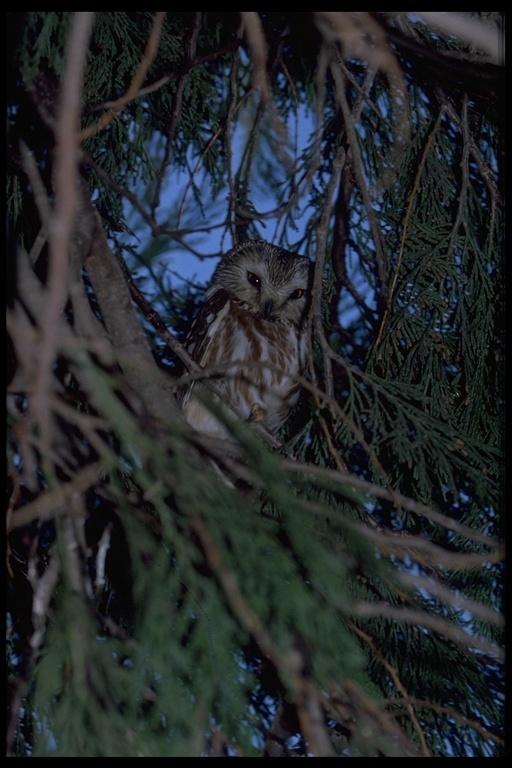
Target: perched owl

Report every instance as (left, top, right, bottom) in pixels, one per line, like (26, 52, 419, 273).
(179, 240, 313, 440)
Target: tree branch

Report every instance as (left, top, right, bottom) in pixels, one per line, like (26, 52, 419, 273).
(31, 12, 95, 463)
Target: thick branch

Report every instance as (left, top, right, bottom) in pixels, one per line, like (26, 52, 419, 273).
(84, 206, 180, 428)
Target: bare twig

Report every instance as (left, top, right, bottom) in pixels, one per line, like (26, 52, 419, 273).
(19, 140, 51, 264)
(331, 679, 425, 757)
(315, 12, 410, 154)
(415, 12, 504, 64)
(189, 510, 335, 755)
(6, 548, 61, 755)
(373, 105, 447, 351)
(117, 12, 166, 103)
(352, 602, 503, 661)
(330, 62, 388, 304)
(447, 94, 471, 257)
(434, 86, 502, 207)
(307, 141, 346, 422)
(9, 463, 106, 529)
(388, 696, 504, 748)
(31, 11, 95, 458)
(82, 151, 162, 237)
(239, 12, 271, 103)
(364, 520, 502, 571)
(348, 621, 430, 756)
(397, 571, 503, 627)
(152, 12, 201, 214)
(79, 12, 166, 142)
(280, 456, 500, 550)
(225, 32, 244, 245)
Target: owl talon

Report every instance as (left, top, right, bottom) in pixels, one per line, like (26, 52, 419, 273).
(249, 403, 267, 423)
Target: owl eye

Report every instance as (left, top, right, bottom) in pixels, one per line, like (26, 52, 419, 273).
(247, 271, 261, 289)
(288, 288, 305, 300)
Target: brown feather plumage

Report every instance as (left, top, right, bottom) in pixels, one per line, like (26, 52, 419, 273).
(179, 240, 312, 439)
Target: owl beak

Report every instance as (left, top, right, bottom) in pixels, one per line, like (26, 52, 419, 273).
(263, 300, 275, 320)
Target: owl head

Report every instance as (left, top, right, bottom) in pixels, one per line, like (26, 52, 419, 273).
(206, 240, 313, 325)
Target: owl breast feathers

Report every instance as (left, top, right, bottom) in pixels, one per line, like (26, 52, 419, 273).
(179, 240, 313, 439)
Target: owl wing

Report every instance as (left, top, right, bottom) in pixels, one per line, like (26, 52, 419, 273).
(179, 288, 231, 411)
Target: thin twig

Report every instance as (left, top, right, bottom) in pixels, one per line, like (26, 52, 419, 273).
(79, 12, 166, 142)
(82, 151, 162, 237)
(19, 140, 51, 263)
(281, 458, 500, 549)
(435, 86, 502, 207)
(352, 602, 503, 661)
(447, 95, 470, 255)
(330, 61, 389, 304)
(387, 696, 504, 748)
(397, 570, 503, 626)
(348, 621, 430, 756)
(225, 33, 244, 244)
(9, 463, 106, 529)
(307, 141, 346, 422)
(152, 12, 201, 214)
(414, 11, 503, 64)
(373, 105, 447, 352)
(189, 510, 334, 755)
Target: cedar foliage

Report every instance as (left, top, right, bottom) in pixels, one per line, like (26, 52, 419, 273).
(6, 11, 504, 757)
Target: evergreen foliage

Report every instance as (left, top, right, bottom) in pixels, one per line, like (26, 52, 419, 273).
(6, 11, 504, 757)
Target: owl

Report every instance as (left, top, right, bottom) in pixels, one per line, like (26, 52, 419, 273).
(179, 240, 313, 440)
